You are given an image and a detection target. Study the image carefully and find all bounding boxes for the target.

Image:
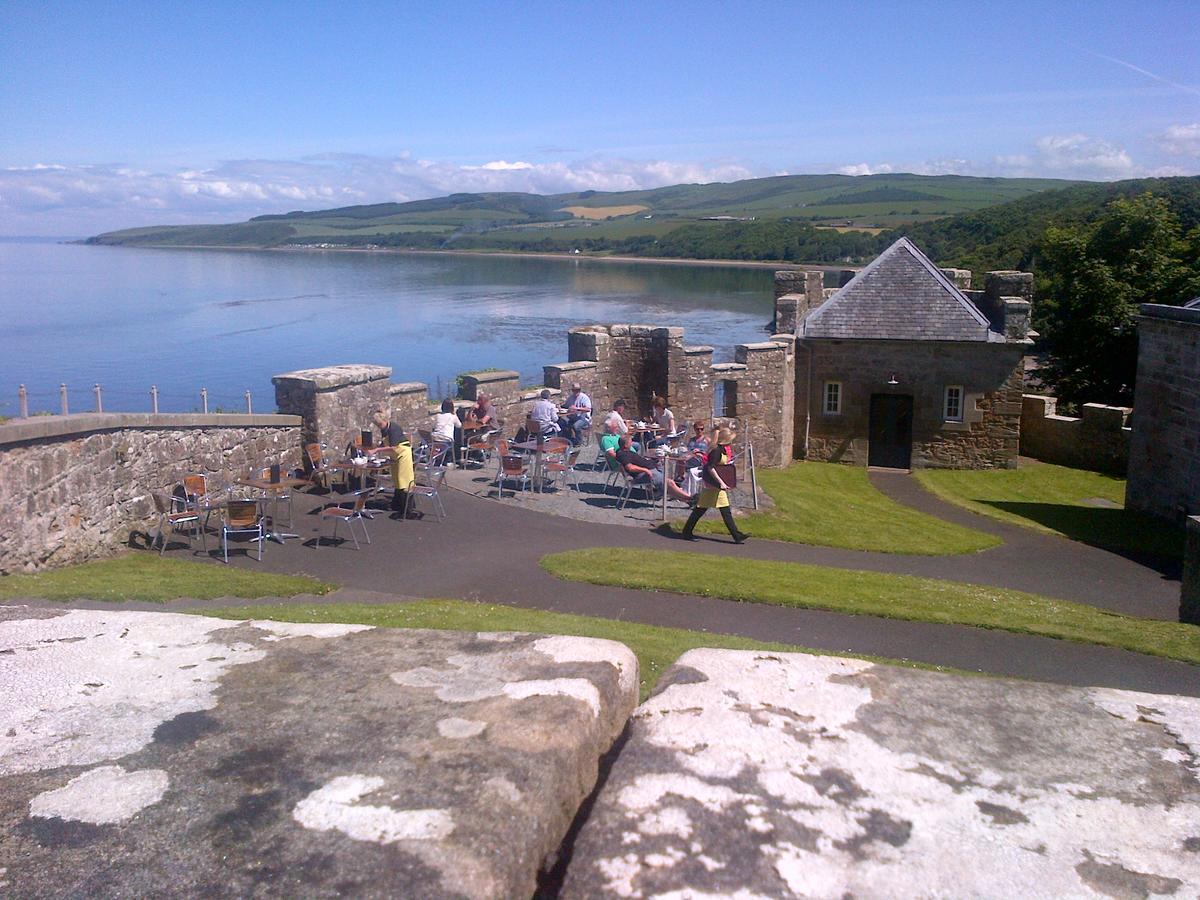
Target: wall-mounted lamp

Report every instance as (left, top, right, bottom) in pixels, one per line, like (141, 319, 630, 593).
(886, 373, 900, 385)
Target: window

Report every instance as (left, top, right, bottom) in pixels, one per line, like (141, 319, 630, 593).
(714, 380, 738, 418)
(944, 385, 964, 422)
(823, 381, 841, 415)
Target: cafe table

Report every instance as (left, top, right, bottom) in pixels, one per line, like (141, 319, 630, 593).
(235, 474, 309, 543)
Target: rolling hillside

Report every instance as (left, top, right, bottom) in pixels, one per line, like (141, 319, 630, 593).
(87, 173, 1075, 251)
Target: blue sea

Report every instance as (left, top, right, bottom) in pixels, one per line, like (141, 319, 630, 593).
(0, 241, 774, 416)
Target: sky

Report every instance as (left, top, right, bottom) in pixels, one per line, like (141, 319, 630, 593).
(2, 0, 1198, 236)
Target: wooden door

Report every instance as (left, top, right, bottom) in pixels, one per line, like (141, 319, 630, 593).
(868, 394, 914, 469)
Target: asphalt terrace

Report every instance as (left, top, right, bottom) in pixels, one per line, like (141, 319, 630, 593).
(104, 468, 1195, 698)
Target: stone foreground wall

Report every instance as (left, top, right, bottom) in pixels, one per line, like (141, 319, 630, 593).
(1126, 305, 1200, 522)
(1020, 395, 1131, 475)
(0, 414, 301, 574)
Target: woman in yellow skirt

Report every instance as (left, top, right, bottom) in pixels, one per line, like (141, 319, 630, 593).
(679, 427, 748, 544)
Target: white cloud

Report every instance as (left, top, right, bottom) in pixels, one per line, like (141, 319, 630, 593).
(1157, 123, 1200, 158)
(1030, 134, 1135, 178)
(837, 163, 893, 176)
(0, 153, 759, 235)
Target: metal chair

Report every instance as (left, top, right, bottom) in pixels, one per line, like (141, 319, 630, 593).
(495, 454, 530, 496)
(464, 428, 498, 468)
(616, 466, 655, 510)
(318, 489, 375, 549)
(222, 499, 264, 563)
(306, 443, 343, 490)
(407, 466, 448, 521)
(150, 491, 202, 555)
(544, 446, 584, 492)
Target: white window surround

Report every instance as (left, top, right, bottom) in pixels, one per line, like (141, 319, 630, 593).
(823, 381, 842, 415)
(943, 385, 964, 422)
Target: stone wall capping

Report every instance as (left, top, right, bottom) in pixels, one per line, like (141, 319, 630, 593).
(388, 381, 428, 394)
(0, 413, 302, 448)
(1139, 303, 1200, 325)
(710, 363, 748, 373)
(737, 341, 787, 352)
(683, 345, 715, 355)
(271, 364, 391, 391)
(460, 369, 520, 383)
(544, 361, 599, 373)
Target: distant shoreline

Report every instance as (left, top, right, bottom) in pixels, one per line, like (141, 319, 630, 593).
(82, 242, 855, 272)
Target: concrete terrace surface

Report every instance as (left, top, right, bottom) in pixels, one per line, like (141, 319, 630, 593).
(57, 468, 1193, 699)
(0, 607, 637, 898)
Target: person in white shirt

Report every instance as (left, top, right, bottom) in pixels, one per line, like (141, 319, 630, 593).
(558, 382, 592, 446)
(529, 389, 560, 437)
(603, 398, 630, 436)
(431, 398, 459, 464)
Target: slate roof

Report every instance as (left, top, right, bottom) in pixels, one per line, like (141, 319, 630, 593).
(802, 237, 1001, 342)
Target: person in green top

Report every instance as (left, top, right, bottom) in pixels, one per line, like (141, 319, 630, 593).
(599, 418, 622, 470)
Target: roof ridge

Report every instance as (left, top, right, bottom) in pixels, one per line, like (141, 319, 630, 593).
(803, 236, 992, 338)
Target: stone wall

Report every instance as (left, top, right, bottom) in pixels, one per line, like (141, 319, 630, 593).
(0, 413, 301, 574)
(273, 364, 392, 450)
(798, 340, 1023, 469)
(1182, 516, 1200, 625)
(1020, 395, 1131, 474)
(1126, 304, 1200, 522)
(271, 322, 797, 469)
(732, 338, 795, 467)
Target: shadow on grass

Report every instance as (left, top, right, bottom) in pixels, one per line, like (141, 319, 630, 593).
(983, 501, 1184, 576)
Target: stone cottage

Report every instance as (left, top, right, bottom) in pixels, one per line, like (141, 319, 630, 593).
(788, 237, 1031, 469)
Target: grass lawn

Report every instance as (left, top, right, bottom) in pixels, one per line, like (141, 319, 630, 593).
(0, 554, 333, 603)
(695, 461, 999, 554)
(198, 599, 970, 701)
(540, 548, 1200, 667)
(915, 462, 1184, 559)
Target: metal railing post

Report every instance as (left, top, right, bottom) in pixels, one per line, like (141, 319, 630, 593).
(200, 387, 208, 414)
(245, 390, 253, 414)
(150, 385, 159, 414)
(60, 383, 69, 416)
(18, 384, 28, 418)
(94, 383, 103, 413)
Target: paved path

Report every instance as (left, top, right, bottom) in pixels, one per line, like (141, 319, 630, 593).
(88, 471, 1196, 698)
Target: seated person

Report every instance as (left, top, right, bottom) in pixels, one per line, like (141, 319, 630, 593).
(648, 395, 677, 447)
(557, 382, 592, 446)
(614, 434, 693, 502)
(686, 420, 710, 456)
(529, 389, 560, 436)
(431, 398, 460, 464)
(464, 392, 498, 431)
(603, 398, 630, 436)
(599, 418, 623, 468)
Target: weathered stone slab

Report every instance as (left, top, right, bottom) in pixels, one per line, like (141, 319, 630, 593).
(562, 649, 1200, 898)
(0, 607, 637, 898)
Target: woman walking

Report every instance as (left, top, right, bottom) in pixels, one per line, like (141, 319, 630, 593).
(679, 427, 749, 544)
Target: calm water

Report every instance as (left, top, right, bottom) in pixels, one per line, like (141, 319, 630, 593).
(0, 242, 774, 416)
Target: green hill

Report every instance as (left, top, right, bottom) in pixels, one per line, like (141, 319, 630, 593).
(898, 176, 1200, 276)
(86, 173, 1075, 251)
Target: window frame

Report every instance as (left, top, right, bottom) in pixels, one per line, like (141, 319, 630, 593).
(822, 381, 842, 415)
(943, 385, 964, 423)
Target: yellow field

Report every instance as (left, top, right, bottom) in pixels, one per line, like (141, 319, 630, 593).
(559, 205, 649, 220)
(815, 225, 885, 235)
